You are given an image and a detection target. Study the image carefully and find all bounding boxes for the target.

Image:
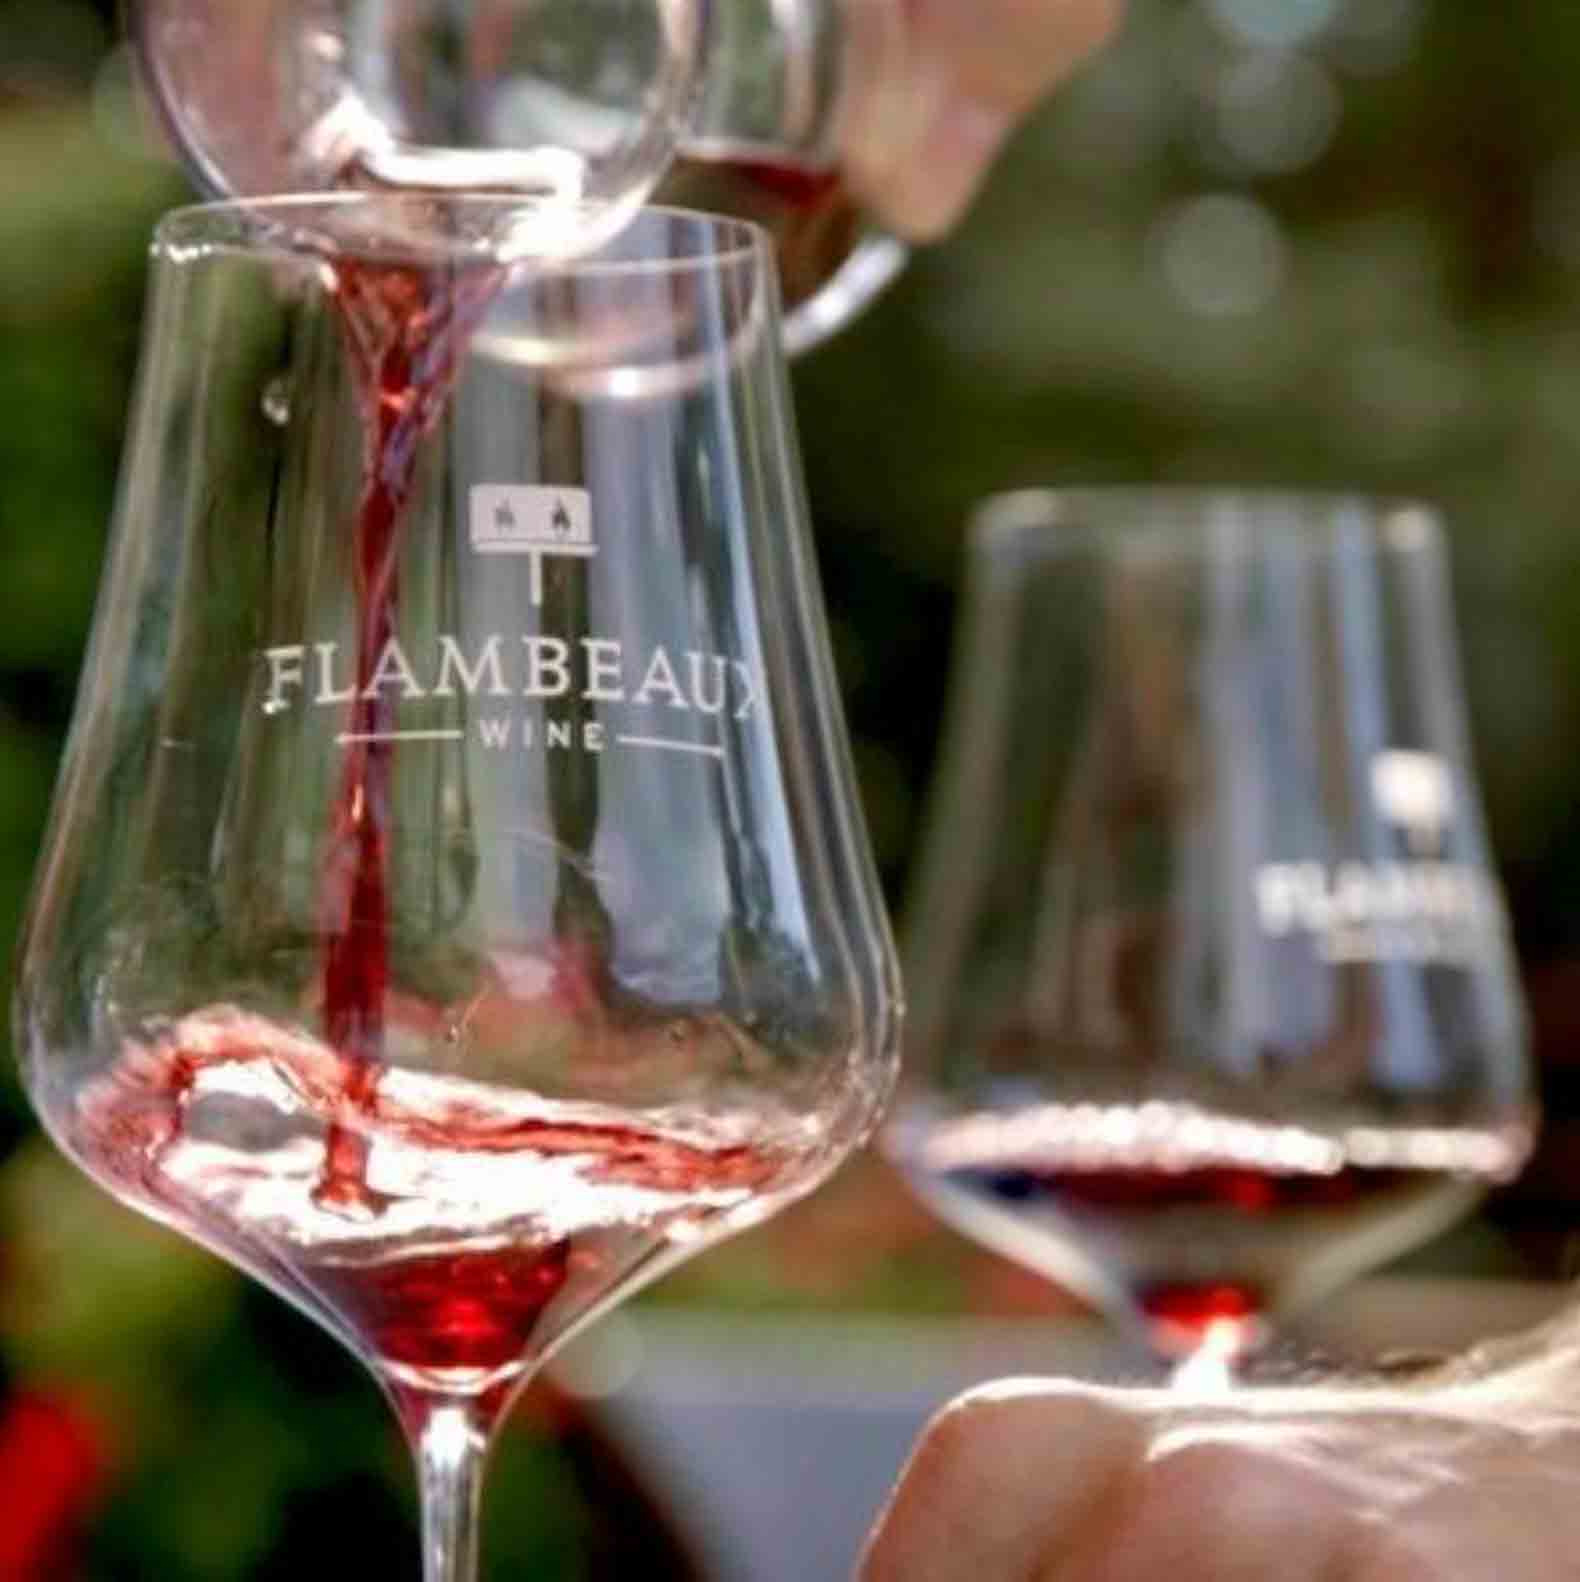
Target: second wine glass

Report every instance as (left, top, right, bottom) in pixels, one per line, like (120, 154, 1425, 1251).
(888, 490, 1534, 1378)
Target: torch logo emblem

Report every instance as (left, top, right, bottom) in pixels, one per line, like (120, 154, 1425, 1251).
(1371, 750, 1455, 854)
(470, 485, 595, 605)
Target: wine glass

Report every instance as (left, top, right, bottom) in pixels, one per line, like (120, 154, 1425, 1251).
(13, 195, 901, 1580)
(886, 490, 1534, 1383)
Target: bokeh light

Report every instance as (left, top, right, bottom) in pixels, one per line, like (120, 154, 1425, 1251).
(1154, 192, 1288, 317)
(1214, 51, 1341, 175)
(1326, 0, 1427, 77)
(1203, 0, 1341, 52)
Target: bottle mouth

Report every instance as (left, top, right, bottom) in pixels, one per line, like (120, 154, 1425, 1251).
(131, 0, 703, 219)
(128, 0, 908, 354)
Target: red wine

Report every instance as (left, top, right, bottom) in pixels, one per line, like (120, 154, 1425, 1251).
(345, 143, 869, 326)
(314, 251, 505, 1216)
(655, 145, 863, 318)
(894, 1101, 1529, 1357)
(986, 1161, 1451, 1357)
(70, 1007, 817, 1404)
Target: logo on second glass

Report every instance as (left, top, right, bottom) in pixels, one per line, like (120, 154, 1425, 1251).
(1370, 750, 1454, 854)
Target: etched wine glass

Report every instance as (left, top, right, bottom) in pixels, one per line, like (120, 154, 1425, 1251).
(886, 491, 1534, 1383)
(13, 196, 901, 1579)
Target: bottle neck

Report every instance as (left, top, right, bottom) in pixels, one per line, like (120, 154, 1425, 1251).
(683, 0, 838, 162)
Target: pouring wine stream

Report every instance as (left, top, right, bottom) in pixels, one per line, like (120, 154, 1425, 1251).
(314, 252, 507, 1221)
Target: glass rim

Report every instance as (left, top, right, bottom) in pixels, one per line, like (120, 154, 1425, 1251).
(151, 194, 772, 278)
(971, 488, 1445, 557)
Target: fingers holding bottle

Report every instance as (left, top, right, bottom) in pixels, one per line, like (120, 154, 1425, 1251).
(841, 0, 1125, 240)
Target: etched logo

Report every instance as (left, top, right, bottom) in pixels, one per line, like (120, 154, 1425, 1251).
(1253, 749, 1500, 966)
(259, 487, 757, 760)
(1371, 749, 1454, 854)
(470, 485, 594, 606)
(261, 634, 758, 761)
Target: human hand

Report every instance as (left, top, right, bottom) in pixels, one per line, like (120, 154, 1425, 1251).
(860, 1315, 1580, 1580)
(842, 0, 1123, 240)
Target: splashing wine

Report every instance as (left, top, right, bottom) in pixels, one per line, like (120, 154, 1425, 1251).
(70, 1006, 810, 1405)
(895, 1101, 1530, 1362)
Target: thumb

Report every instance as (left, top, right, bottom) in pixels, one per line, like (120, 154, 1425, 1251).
(859, 1380, 1148, 1581)
(842, 0, 1124, 240)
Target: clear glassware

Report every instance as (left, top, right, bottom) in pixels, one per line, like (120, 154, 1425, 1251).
(129, 0, 920, 352)
(886, 490, 1534, 1381)
(13, 196, 901, 1580)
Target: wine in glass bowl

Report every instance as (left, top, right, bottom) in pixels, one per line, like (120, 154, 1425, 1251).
(15, 197, 900, 1578)
(70, 1003, 825, 1402)
(894, 1096, 1528, 1362)
(888, 492, 1535, 1373)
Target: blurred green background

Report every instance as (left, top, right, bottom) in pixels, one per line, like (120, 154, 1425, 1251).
(6, 0, 1580, 1574)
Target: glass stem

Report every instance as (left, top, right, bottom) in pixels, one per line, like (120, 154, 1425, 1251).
(412, 1399, 490, 1582)
(1164, 1315, 1261, 1395)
